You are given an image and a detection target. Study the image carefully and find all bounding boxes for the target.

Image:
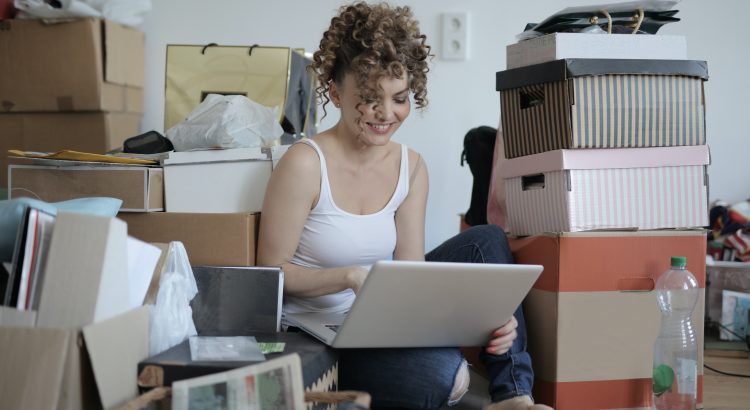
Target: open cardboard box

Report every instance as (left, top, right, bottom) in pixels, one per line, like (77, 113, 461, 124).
(0, 213, 151, 409)
(0, 306, 149, 410)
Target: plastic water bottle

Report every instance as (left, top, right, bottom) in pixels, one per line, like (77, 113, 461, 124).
(652, 256, 700, 410)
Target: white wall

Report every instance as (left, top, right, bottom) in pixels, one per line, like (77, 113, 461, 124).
(140, 0, 750, 252)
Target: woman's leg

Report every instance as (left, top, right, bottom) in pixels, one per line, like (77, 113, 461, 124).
(425, 225, 535, 403)
(338, 347, 464, 409)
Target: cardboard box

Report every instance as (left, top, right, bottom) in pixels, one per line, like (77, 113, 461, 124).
(119, 212, 259, 266)
(511, 231, 706, 409)
(496, 59, 708, 158)
(9, 164, 164, 212)
(506, 33, 687, 70)
(162, 149, 272, 213)
(500, 145, 710, 235)
(0, 18, 144, 113)
(0, 212, 148, 409)
(0, 112, 141, 188)
(0, 306, 149, 410)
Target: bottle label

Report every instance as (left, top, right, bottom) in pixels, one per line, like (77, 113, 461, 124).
(676, 358, 697, 396)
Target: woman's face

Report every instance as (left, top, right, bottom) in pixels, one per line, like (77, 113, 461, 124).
(331, 73, 411, 146)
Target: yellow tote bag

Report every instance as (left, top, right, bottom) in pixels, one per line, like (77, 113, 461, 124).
(164, 44, 292, 130)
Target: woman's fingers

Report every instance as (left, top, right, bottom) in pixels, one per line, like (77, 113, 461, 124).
(492, 315, 518, 337)
(486, 316, 519, 355)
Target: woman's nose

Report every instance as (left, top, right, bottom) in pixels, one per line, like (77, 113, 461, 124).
(375, 102, 393, 120)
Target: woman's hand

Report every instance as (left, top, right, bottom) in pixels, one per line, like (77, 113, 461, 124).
(345, 266, 369, 294)
(486, 316, 518, 355)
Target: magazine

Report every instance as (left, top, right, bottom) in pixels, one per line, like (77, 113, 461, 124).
(171, 353, 305, 410)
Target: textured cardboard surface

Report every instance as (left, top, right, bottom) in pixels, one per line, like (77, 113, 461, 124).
(9, 165, 163, 212)
(119, 212, 259, 266)
(0, 18, 144, 113)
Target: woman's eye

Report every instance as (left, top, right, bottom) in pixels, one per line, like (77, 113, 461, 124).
(394, 99, 407, 104)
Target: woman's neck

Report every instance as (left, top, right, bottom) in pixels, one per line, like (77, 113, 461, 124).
(329, 123, 390, 163)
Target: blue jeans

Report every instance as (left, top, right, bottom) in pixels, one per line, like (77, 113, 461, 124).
(338, 225, 534, 408)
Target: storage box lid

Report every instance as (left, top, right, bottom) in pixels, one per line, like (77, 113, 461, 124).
(499, 145, 710, 178)
(162, 148, 269, 165)
(496, 58, 708, 91)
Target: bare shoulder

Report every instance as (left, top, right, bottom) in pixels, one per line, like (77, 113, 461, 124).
(268, 142, 321, 203)
(274, 142, 320, 177)
(406, 147, 426, 177)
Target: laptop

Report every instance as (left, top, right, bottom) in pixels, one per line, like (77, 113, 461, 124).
(283, 260, 543, 348)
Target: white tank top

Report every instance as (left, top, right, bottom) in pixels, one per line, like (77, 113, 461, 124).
(284, 138, 410, 314)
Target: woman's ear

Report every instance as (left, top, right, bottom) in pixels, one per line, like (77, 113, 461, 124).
(329, 81, 342, 108)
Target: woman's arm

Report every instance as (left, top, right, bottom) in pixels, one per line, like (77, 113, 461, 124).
(257, 143, 367, 296)
(393, 149, 429, 261)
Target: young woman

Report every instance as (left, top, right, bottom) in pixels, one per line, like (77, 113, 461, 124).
(258, 3, 550, 409)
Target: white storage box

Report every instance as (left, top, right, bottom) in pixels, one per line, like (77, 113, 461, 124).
(162, 148, 271, 213)
(506, 33, 687, 70)
(500, 145, 710, 235)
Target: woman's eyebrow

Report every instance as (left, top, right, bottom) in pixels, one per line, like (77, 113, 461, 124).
(394, 88, 409, 96)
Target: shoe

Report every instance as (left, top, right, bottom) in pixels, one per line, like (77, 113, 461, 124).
(483, 395, 554, 410)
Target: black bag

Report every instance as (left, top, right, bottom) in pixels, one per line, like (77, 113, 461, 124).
(123, 130, 174, 154)
(461, 126, 497, 227)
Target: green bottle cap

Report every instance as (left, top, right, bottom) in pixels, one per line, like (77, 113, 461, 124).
(653, 364, 674, 395)
(670, 256, 687, 268)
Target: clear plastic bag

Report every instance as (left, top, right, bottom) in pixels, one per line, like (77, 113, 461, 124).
(166, 94, 283, 152)
(148, 241, 198, 355)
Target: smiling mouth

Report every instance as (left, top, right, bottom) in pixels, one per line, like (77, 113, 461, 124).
(366, 122, 393, 134)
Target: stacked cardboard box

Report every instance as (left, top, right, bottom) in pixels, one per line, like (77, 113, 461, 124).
(118, 147, 289, 266)
(494, 34, 710, 409)
(0, 18, 145, 188)
(6, 146, 293, 266)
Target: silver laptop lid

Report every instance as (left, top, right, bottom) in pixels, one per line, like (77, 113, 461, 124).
(331, 260, 543, 348)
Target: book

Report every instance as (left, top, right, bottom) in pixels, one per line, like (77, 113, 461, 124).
(4, 207, 55, 310)
(191, 266, 284, 334)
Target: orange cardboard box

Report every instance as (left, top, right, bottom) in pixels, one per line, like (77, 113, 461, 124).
(511, 231, 706, 410)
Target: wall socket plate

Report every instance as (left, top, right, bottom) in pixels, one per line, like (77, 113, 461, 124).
(441, 11, 469, 60)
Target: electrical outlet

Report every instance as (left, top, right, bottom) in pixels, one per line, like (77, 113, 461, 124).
(441, 11, 469, 60)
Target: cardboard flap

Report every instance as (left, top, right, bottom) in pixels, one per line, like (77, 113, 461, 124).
(37, 212, 129, 329)
(499, 145, 710, 178)
(142, 242, 170, 305)
(0, 306, 36, 327)
(0, 327, 72, 409)
(83, 306, 149, 410)
(497, 58, 709, 91)
(103, 20, 145, 87)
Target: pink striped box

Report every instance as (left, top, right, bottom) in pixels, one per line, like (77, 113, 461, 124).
(499, 145, 710, 236)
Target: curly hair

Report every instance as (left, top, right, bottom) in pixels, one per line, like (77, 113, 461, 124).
(311, 2, 432, 116)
